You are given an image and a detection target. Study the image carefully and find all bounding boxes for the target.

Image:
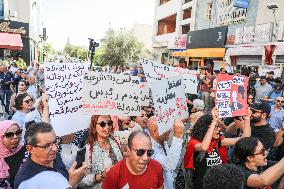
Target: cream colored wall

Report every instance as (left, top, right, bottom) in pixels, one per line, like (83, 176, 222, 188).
(256, 0, 284, 24)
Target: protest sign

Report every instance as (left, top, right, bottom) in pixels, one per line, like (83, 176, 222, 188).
(82, 71, 141, 116)
(44, 63, 90, 136)
(150, 76, 188, 134)
(141, 58, 198, 94)
(140, 82, 151, 106)
(258, 65, 282, 78)
(215, 74, 249, 118)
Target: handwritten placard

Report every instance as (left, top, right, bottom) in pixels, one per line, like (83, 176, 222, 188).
(44, 63, 90, 136)
(141, 58, 198, 94)
(215, 74, 249, 118)
(258, 65, 282, 78)
(150, 76, 188, 134)
(82, 71, 141, 116)
(140, 82, 151, 106)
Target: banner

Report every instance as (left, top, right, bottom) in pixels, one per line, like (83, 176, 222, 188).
(141, 58, 198, 94)
(44, 63, 90, 136)
(140, 82, 151, 106)
(82, 71, 141, 116)
(151, 76, 188, 134)
(215, 74, 249, 118)
(258, 65, 283, 78)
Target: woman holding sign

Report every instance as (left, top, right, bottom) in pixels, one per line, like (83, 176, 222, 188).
(79, 115, 122, 189)
(183, 108, 251, 189)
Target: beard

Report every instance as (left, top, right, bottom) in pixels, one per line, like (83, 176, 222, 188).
(251, 117, 261, 124)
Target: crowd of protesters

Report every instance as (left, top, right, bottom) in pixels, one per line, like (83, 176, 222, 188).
(1, 60, 284, 189)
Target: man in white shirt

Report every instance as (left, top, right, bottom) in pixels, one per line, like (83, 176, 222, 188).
(147, 117, 184, 189)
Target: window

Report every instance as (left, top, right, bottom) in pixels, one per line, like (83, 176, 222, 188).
(157, 14, 177, 35)
(205, 3, 213, 20)
(182, 24, 190, 34)
(184, 0, 192, 4)
(160, 0, 171, 5)
(183, 8, 192, 20)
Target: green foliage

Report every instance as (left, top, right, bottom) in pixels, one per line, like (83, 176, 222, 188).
(97, 28, 143, 66)
(63, 37, 88, 60)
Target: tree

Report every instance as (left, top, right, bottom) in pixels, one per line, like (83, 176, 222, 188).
(97, 28, 143, 66)
(63, 37, 88, 60)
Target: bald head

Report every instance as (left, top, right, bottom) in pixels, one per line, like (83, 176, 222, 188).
(128, 131, 151, 148)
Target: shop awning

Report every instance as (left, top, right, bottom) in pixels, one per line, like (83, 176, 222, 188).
(172, 48, 225, 57)
(0, 33, 23, 51)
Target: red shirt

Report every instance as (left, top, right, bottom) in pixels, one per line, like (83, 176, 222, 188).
(102, 158, 164, 189)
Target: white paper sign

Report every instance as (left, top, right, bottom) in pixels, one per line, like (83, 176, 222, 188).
(140, 82, 151, 106)
(44, 63, 90, 136)
(82, 71, 141, 116)
(258, 65, 283, 78)
(141, 58, 198, 94)
(150, 76, 188, 134)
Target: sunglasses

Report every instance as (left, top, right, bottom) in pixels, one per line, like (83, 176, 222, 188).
(4, 129, 22, 138)
(131, 148, 154, 157)
(276, 100, 284, 103)
(252, 148, 266, 156)
(24, 99, 33, 104)
(97, 120, 113, 128)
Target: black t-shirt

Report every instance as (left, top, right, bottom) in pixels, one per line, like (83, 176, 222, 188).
(193, 148, 223, 189)
(251, 124, 276, 150)
(237, 164, 272, 189)
(4, 146, 27, 186)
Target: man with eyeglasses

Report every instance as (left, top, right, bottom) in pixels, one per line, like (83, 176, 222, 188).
(269, 97, 284, 132)
(103, 131, 164, 189)
(250, 102, 275, 150)
(14, 122, 87, 189)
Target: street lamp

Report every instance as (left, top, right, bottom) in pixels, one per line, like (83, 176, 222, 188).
(88, 38, 99, 69)
(267, 3, 278, 27)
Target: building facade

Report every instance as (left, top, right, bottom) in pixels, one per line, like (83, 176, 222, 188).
(0, 0, 44, 65)
(152, 0, 197, 64)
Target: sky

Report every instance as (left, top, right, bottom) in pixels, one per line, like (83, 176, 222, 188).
(42, 0, 155, 50)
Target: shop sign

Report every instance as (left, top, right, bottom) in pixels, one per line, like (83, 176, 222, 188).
(217, 0, 248, 26)
(0, 20, 28, 35)
(234, 0, 249, 9)
(168, 34, 187, 50)
(187, 26, 228, 49)
(234, 23, 273, 44)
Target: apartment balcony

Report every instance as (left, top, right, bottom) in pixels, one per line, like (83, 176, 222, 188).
(182, 0, 193, 10)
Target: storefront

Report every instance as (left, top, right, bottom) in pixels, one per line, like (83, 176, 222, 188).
(0, 20, 30, 64)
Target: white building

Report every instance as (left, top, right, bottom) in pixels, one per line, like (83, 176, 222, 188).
(128, 23, 153, 50)
(3, 0, 43, 64)
(152, 0, 197, 63)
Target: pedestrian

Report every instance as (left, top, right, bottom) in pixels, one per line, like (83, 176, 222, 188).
(0, 120, 26, 188)
(254, 76, 272, 102)
(0, 65, 14, 110)
(9, 80, 30, 113)
(14, 122, 87, 189)
(262, 83, 283, 106)
(79, 115, 123, 189)
(233, 137, 284, 189)
(102, 131, 164, 189)
(189, 99, 205, 126)
(269, 97, 284, 132)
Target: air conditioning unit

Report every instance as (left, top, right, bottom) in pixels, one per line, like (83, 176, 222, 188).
(9, 10, 17, 20)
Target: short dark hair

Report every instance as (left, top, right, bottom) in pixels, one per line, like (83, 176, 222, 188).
(24, 122, 54, 146)
(19, 79, 29, 88)
(232, 137, 259, 165)
(15, 93, 30, 110)
(203, 164, 245, 189)
(260, 76, 267, 80)
(128, 131, 150, 148)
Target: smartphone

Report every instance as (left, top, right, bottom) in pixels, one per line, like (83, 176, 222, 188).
(75, 147, 86, 169)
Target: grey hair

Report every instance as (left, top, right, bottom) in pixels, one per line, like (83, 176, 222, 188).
(193, 99, 205, 111)
(24, 122, 54, 145)
(128, 130, 150, 148)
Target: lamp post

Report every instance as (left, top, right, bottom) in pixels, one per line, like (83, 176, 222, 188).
(267, 4, 279, 38)
(88, 38, 99, 70)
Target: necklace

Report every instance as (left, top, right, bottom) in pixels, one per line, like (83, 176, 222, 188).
(97, 140, 108, 145)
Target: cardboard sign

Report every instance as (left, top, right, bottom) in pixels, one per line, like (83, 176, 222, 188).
(258, 65, 282, 78)
(82, 71, 141, 116)
(141, 58, 198, 94)
(44, 63, 90, 136)
(215, 74, 249, 118)
(140, 82, 151, 106)
(150, 76, 188, 134)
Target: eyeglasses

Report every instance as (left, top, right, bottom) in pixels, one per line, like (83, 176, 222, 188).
(131, 148, 154, 157)
(97, 120, 113, 128)
(4, 129, 22, 139)
(252, 148, 266, 156)
(34, 138, 60, 151)
(24, 98, 33, 104)
(276, 100, 284, 103)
